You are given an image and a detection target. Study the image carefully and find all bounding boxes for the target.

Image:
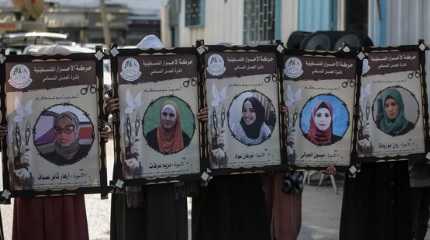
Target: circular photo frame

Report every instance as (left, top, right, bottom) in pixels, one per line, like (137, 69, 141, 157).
(142, 95, 195, 155)
(227, 90, 277, 146)
(33, 103, 95, 166)
(300, 94, 350, 146)
(372, 86, 419, 137)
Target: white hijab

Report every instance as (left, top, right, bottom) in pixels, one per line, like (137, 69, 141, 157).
(136, 34, 164, 49)
(24, 44, 94, 55)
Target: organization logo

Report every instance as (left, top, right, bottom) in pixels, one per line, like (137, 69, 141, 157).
(8, 64, 32, 89)
(207, 54, 226, 77)
(284, 57, 304, 79)
(120, 57, 142, 82)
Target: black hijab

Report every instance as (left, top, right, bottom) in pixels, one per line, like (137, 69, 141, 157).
(240, 97, 266, 139)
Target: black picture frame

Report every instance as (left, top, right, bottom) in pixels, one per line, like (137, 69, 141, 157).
(280, 47, 360, 170)
(355, 43, 430, 163)
(110, 45, 203, 186)
(0, 48, 109, 198)
(200, 44, 287, 176)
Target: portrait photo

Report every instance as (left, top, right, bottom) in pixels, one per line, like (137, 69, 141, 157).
(300, 94, 350, 146)
(33, 103, 95, 166)
(143, 95, 195, 155)
(228, 90, 276, 146)
(372, 86, 419, 137)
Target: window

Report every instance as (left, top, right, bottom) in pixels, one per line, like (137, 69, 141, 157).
(243, 0, 275, 44)
(185, 0, 205, 27)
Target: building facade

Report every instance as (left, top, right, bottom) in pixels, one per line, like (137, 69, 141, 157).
(161, 0, 430, 47)
(0, 1, 160, 45)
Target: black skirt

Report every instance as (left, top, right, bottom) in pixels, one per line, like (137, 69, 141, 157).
(339, 161, 411, 240)
(110, 183, 188, 240)
(192, 174, 270, 240)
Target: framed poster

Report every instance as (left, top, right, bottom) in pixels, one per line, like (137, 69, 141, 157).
(111, 47, 201, 184)
(204, 46, 283, 173)
(0, 50, 107, 197)
(357, 47, 428, 160)
(283, 51, 357, 167)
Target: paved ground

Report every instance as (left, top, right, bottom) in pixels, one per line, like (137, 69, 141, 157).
(1, 141, 430, 240)
(1, 177, 344, 240)
(298, 182, 343, 240)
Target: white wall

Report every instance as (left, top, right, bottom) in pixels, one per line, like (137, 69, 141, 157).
(203, 0, 244, 45)
(337, 0, 345, 30)
(176, 0, 205, 47)
(160, 4, 171, 47)
(171, 0, 244, 47)
(280, 0, 298, 43)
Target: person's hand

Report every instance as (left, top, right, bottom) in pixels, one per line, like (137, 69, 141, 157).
(322, 165, 336, 176)
(14, 168, 31, 181)
(105, 97, 119, 114)
(124, 157, 140, 170)
(197, 107, 208, 122)
(280, 104, 289, 125)
(0, 125, 7, 138)
(99, 125, 112, 142)
(280, 104, 288, 113)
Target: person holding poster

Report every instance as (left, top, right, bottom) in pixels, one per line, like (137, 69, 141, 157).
(375, 88, 414, 136)
(7, 45, 111, 240)
(231, 96, 272, 145)
(409, 161, 430, 240)
(110, 35, 191, 240)
(145, 101, 191, 154)
(192, 109, 271, 240)
(340, 162, 411, 240)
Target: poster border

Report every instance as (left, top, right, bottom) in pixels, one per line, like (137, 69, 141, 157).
(110, 46, 202, 186)
(357, 44, 430, 163)
(0, 48, 109, 198)
(203, 44, 288, 176)
(281, 48, 360, 169)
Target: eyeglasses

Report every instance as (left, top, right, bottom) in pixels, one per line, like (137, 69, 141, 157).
(55, 125, 75, 134)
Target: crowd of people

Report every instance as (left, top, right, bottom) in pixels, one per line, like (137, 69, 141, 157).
(0, 35, 429, 240)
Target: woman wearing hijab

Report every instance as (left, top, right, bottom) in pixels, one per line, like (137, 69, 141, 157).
(192, 99, 271, 240)
(145, 102, 190, 154)
(376, 88, 414, 136)
(305, 101, 342, 146)
(110, 35, 191, 240)
(231, 96, 271, 145)
(44, 112, 91, 165)
(9, 45, 111, 240)
(339, 88, 413, 240)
